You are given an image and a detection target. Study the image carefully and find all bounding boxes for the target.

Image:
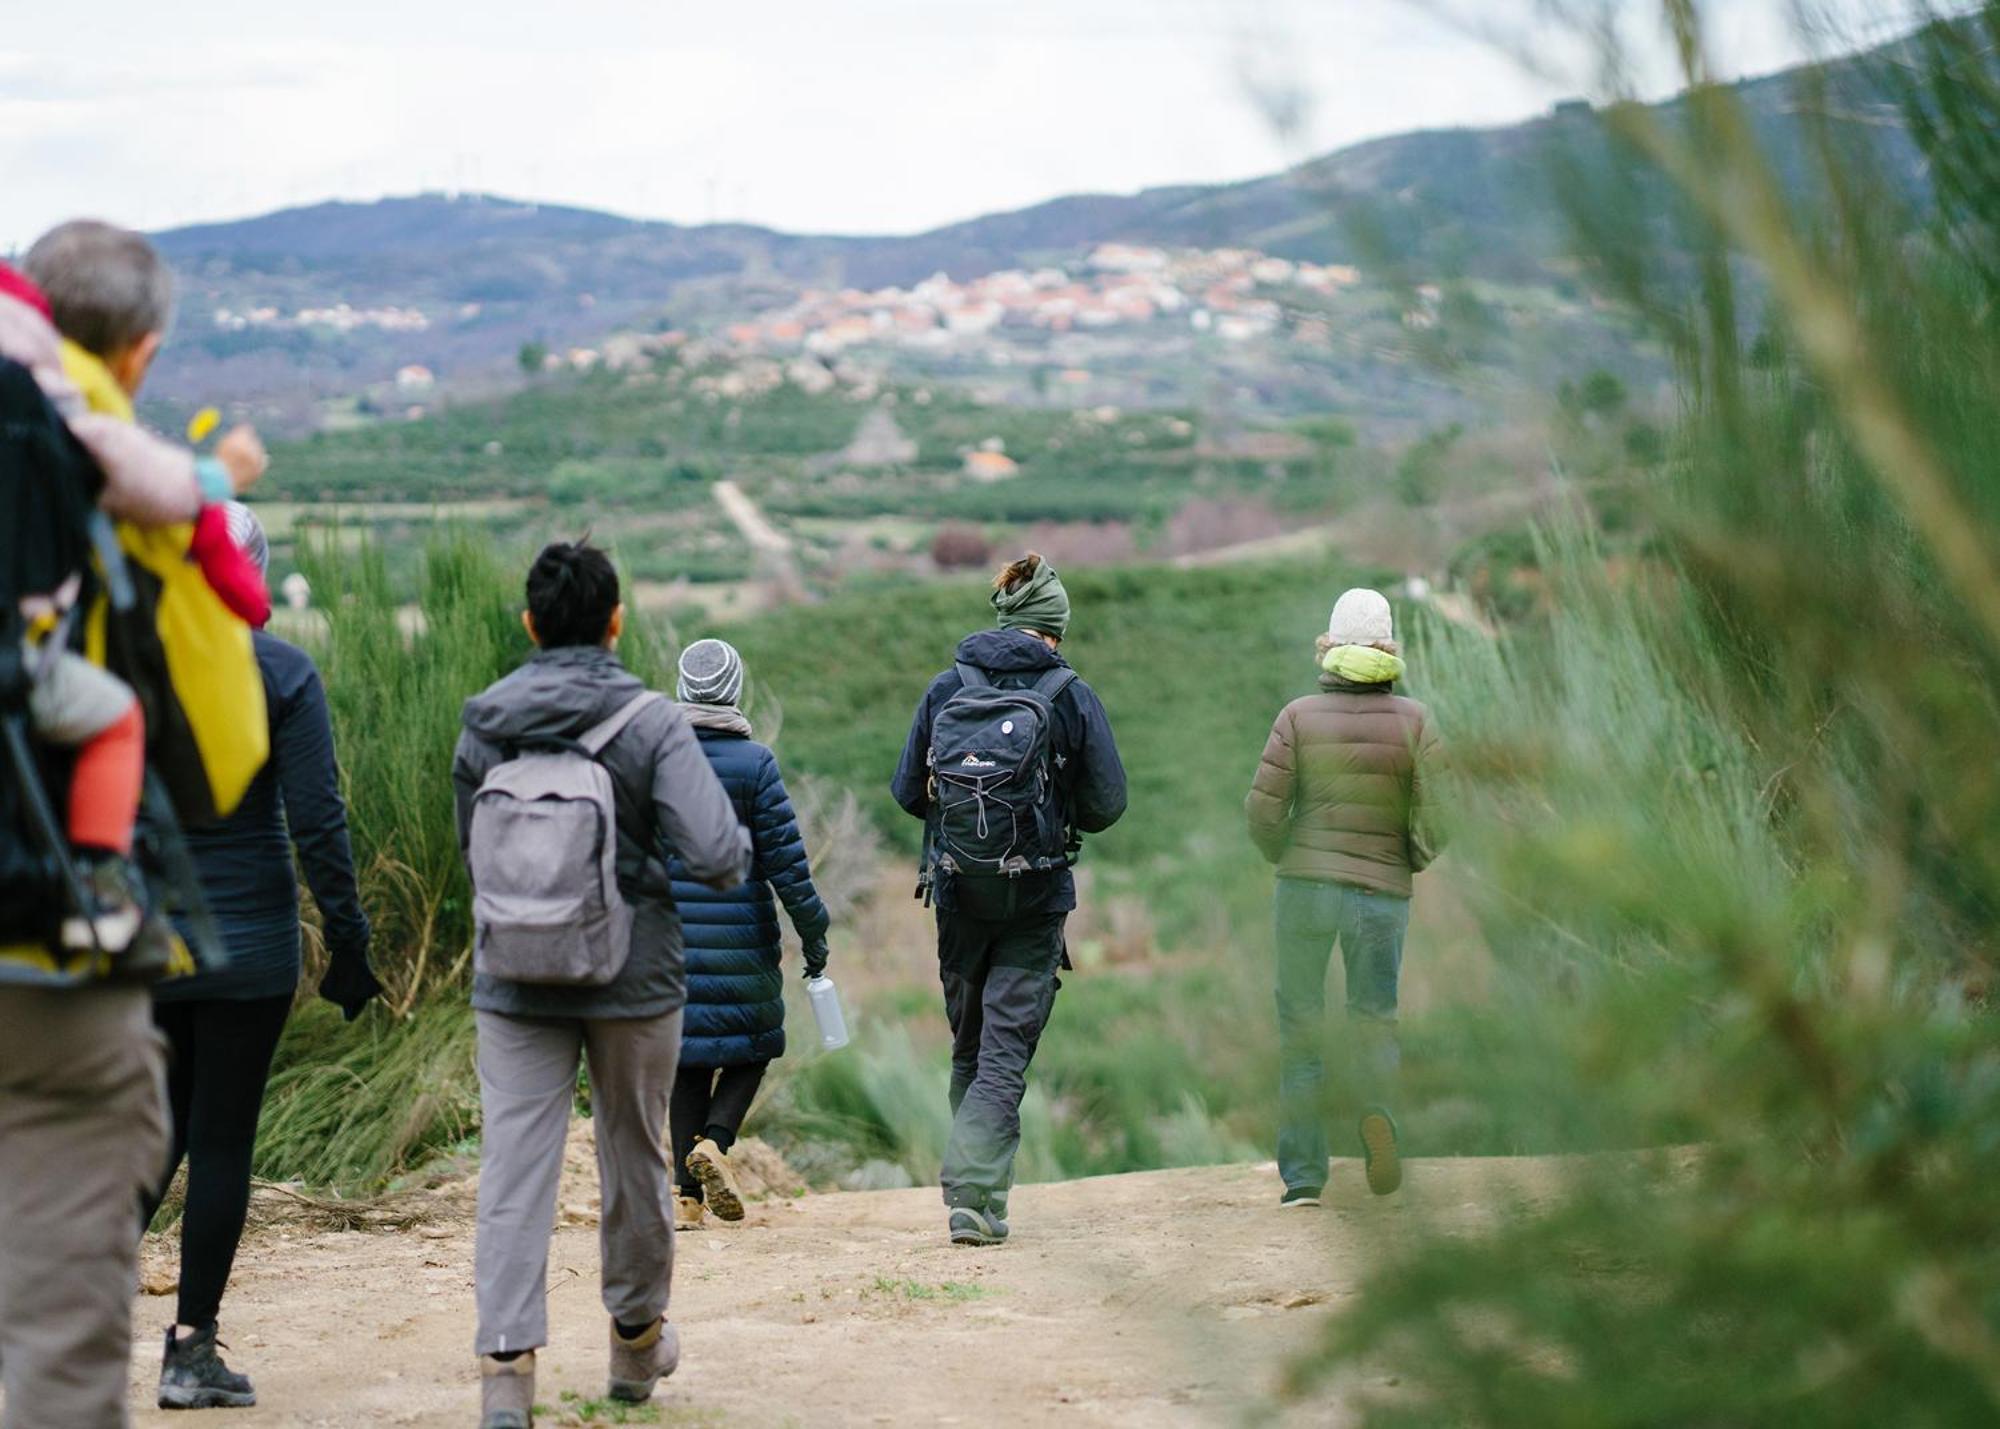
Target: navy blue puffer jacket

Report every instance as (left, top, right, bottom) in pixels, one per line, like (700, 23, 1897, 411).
(669, 722, 829, 1067)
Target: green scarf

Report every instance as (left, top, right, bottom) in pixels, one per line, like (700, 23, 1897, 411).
(1321, 643, 1405, 685)
(992, 559, 1071, 639)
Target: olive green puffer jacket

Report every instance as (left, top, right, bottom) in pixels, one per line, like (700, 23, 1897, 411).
(1244, 677, 1441, 897)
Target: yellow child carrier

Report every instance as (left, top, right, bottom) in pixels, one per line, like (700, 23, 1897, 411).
(63, 342, 266, 826)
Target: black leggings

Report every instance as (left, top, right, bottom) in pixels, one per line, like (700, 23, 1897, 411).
(670, 1062, 767, 1198)
(141, 995, 292, 1331)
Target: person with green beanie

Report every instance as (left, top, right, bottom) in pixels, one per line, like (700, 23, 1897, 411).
(891, 553, 1126, 1247)
(989, 555, 1072, 639)
(1244, 587, 1443, 1208)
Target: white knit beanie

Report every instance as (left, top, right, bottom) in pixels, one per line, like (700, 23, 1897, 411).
(677, 638, 745, 706)
(1326, 587, 1393, 646)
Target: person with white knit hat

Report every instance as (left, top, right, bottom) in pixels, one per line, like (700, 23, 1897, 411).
(666, 637, 830, 1230)
(1244, 586, 1443, 1208)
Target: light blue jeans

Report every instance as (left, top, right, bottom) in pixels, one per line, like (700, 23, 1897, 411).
(1273, 876, 1410, 1193)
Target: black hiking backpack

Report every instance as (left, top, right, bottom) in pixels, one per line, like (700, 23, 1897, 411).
(925, 662, 1078, 880)
(0, 357, 223, 984)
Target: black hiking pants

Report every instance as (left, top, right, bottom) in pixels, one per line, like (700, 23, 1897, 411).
(141, 993, 292, 1332)
(936, 909, 1066, 1212)
(670, 1061, 768, 1199)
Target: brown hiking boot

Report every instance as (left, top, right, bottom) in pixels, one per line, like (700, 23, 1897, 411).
(1359, 1107, 1403, 1195)
(608, 1317, 680, 1403)
(684, 1138, 744, 1221)
(675, 1194, 707, 1230)
(479, 1352, 534, 1429)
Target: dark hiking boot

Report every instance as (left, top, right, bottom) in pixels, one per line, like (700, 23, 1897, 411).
(1280, 1186, 1323, 1209)
(479, 1351, 535, 1428)
(157, 1324, 255, 1409)
(948, 1205, 1010, 1247)
(685, 1138, 744, 1221)
(1359, 1106, 1403, 1196)
(608, 1317, 680, 1403)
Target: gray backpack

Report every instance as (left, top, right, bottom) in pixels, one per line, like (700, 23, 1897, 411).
(466, 692, 662, 986)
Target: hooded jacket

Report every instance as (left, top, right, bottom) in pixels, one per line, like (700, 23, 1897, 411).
(892, 628, 1127, 917)
(1244, 668, 1440, 898)
(453, 645, 751, 1020)
(670, 709, 829, 1067)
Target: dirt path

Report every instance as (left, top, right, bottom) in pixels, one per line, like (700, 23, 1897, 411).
(712, 480, 792, 557)
(126, 1156, 1565, 1427)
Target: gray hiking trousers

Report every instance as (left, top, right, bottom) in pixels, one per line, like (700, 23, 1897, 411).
(0, 983, 167, 1429)
(473, 1009, 682, 1357)
(937, 911, 1065, 1211)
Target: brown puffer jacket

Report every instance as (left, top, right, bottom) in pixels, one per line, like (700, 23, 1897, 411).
(1244, 679, 1441, 897)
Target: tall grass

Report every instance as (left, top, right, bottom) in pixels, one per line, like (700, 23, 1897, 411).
(1288, 6, 2000, 1421)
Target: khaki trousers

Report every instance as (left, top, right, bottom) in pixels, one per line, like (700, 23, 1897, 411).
(0, 983, 167, 1429)
(473, 1009, 682, 1357)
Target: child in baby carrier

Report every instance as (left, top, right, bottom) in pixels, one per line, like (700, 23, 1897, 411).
(11, 224, 270, 956)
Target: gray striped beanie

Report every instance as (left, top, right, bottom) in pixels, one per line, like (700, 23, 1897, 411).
(677, 638, 745, 706)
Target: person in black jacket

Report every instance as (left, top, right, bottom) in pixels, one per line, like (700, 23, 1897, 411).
(140, 503, 381, 1410)
(666, 638, 830, 1228)
(892, 553, 1126, 1246)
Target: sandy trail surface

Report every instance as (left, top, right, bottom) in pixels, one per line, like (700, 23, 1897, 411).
(122, 1154, 1563, 1428)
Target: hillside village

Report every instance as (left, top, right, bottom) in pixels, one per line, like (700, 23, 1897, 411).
(715, 242, 1374, 356)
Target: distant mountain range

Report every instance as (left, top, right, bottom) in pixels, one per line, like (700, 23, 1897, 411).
(147, 29, 1922, 418)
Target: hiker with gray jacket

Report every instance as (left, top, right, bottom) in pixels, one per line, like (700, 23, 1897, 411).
(1245, 588, 1442, 1208)
(452, 541, 749, 1429)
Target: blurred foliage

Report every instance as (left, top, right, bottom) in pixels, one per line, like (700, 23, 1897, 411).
(1296, 6, 2000, 1423)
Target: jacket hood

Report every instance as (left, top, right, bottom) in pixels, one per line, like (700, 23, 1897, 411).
(1320, 644, 1405, 687)
(60, 339, 132, 420)
(684, 702, 754, 738)
(955, 627, 1067, 676)
(461, 645, 647, 743)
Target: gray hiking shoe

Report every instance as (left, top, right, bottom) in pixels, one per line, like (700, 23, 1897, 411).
(685, 1138, 744, 1221)
(608, 1317, 680, 1403)
(479, 1351, 535, 1428)
(157, 1324, 256, 1409)
(1359, 1106, 1403, 1195)
(948, 1205, 1009, 1247)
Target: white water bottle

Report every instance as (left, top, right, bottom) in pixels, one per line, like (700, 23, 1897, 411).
(806, 975, 849, 1052)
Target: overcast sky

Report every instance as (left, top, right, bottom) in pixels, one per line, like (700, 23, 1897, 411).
(0, 0, 1918, 249)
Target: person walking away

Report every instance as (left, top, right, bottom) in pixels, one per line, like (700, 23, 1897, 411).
(137, 504, 381, 1409)
(665, 639, 831, 1229)
(0, 353, 170, 1429)
(454, 542, 749, 1429)
(891, 553, 1126, 1247)
(1244, 588, 1442, 1207)
(2, 236, 268, 952)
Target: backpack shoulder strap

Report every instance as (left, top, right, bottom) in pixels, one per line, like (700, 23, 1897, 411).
(953, 662, 990, 690)
(580, 691, 665, 756)
(1031, 666, 1079, 703)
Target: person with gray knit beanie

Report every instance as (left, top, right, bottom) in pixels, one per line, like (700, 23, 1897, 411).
(676, 639, 744, 709)
(664, 635, 830, 1231)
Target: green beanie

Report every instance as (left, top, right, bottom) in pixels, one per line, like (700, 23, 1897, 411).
(991, 557, 1071, 639)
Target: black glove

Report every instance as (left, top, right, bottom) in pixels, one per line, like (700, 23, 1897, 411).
(318, 951, 384, 1021)
(802, 936, 830, 980)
